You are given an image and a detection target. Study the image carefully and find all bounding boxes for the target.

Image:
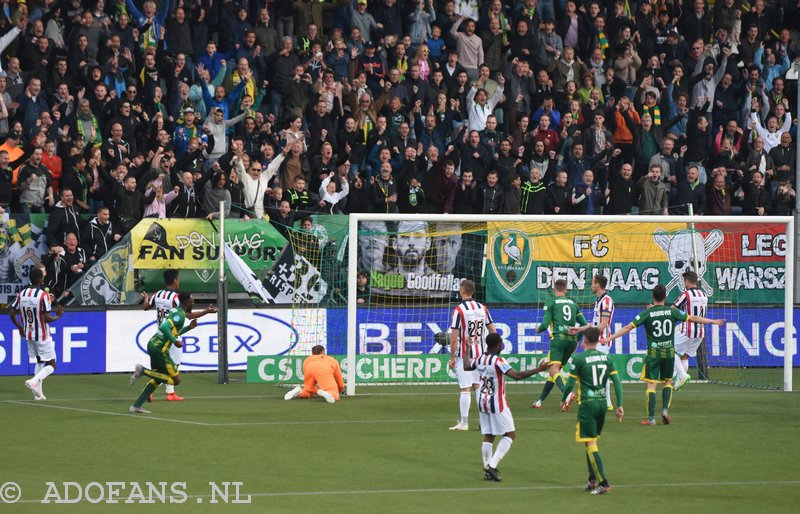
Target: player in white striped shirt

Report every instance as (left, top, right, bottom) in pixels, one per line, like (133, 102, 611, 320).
(573, 274, 617, 411)
(464, 333, 548, 481)
(9, 268, 64, 400)
(448, 279, 496, 431)
(143, 270, 217, 400)
(672, 271, 708, 390)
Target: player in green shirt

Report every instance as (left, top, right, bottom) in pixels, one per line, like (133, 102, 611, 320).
(561, 327, 624, 495)
(129, 292, 199, 414)
(604, 285, 724, 426)
(533, 279, 588, 409)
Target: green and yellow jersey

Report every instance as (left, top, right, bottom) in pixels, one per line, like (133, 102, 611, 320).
(631, 305, 689, 359)
(149, 307, 192, 354)
(539, 296, 587, 337)
(568, 349, 621, 405)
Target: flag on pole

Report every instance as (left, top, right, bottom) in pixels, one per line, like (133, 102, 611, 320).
(223, 242, 274, 304)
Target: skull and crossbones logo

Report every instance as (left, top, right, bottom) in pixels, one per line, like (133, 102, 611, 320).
(654, 228, 724, 296)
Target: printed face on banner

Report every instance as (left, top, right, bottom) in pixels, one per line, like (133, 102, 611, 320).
(363, 221, 467, 298)
(489, 229, 534, 293)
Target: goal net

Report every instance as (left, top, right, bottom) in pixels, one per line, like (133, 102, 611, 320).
(339, 215, 794, 394)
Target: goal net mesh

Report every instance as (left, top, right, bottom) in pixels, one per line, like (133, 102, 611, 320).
(286, 217, 791, 390)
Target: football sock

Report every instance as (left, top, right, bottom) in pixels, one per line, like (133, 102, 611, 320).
(662, 385, 673, 410)
(143, 368, 175, 385)
(482, 442, 493, 467)
(539, 376, 556, 401)
(133, 380, 159, 408)
(646, 389, 656, 419)
(489, 436, 512, 468)
(554, 374, 565, 391)
(673, 355, 686, 380)
(165, 384, 175, 394)
(33, 363, 44, 393)
(681, 359, 689, 372)
(586, 443, 606, 485)
(33, 365, 54, 383)
(585, 453, 596, 481)
(459, 392, 471, 424)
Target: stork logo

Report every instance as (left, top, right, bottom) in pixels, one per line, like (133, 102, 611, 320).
(654, 228, 724, 297)
(489, 229, 534, 293)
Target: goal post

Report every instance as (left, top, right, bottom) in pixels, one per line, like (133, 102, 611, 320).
(345, 214, 795, 395)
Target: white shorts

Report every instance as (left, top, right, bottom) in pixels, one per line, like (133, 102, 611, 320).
(479, 408, 516, 436)
(596, 341, 611, 355)
(454, 357, 478, 388)
(674, 332, 704, 357)
(169, 344, 182, 366)
(27, 338, 56, 362)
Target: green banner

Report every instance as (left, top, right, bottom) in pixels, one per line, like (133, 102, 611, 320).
(69, 232, 140, 305)
(247, 354, 646, 383)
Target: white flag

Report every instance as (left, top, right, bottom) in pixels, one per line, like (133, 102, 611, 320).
(223, 243, 274, 304)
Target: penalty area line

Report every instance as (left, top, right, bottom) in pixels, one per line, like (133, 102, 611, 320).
(6, 401, 212, 426)
(10, 479, 800, 504)
(203, 479, 800, 498)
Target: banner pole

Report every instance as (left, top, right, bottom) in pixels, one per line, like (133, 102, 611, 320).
(217, 201, 228, 384)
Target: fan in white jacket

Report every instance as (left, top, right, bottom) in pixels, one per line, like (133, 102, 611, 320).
(319, 172, 350, 213)
(750, 110, 792, 153)
(238, 148, 287, 219)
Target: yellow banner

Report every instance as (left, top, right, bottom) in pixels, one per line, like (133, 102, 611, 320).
(488, 222, 690, 263)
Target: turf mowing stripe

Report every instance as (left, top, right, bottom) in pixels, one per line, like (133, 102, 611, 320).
(5, 401, 212, 426)
(9, 479, 800, 503)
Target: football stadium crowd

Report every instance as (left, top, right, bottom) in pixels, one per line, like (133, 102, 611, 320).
(0, 0, 797, 239)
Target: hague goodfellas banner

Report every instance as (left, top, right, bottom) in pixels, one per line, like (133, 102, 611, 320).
(131, 218, 287, 270)
(486, 221, 787, 304)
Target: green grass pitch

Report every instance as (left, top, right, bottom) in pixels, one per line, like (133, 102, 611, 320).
(1, 372, 799, 513)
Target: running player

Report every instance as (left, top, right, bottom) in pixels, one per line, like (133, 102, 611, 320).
(9, 268, 64, 400)
(671, 271, 708, 390)
(465, 333, 549, 481)
(142, 270, 217, 400)
(129, 292, 200, 414)
(448, 279, 496, 431)
(603, 285, 723, 425)
(561, 327, 624, 495)
(572, 274, 616, 411)
(532, 279, 587, 409)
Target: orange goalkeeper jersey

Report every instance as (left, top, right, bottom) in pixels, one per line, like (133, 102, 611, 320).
(303, 354, 344, 397)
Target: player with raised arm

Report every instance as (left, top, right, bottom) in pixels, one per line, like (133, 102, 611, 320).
(604, 284, 724, 425)
(532, 279, 587, 409)
(10, 268, 64, 400)
(572, 274, 616, 411)
(129, 292, 201, 414)
(561, 327, 624, 495)
(465, 333, 549, 481)
(671, 271, 707, 390)
(142, 270, 217, 401)
(448, 279, 496, 431)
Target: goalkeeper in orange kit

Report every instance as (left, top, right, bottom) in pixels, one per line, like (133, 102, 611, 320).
(283, 345, 344, 403)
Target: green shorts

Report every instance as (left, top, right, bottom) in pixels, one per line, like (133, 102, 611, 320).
(575, 401, 606, 442)
(548, 336, 577, 366)
(147, 338, 179, 378)
(641, 353, 673, 383)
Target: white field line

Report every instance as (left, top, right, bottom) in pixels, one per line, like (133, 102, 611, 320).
(1, 400, 775, 427)
(9, 480, 800, 503)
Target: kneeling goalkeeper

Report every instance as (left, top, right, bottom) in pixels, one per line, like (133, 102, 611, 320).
(284, 345, 344, 403)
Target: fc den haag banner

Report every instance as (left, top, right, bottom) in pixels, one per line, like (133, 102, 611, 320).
(132, 218, 287, 270)
(487, 221, 788, 304)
